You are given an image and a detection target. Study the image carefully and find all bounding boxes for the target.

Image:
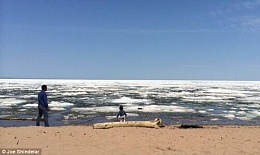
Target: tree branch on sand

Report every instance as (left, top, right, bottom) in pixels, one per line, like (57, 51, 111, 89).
(93, 118, 165, 129)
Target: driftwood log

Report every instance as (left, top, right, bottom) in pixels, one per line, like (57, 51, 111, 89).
(93, 118, 165, 129)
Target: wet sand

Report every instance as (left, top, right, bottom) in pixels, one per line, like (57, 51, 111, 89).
(0, 125, 260, 155)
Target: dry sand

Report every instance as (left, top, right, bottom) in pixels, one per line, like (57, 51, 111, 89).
(0, 125, 260, 155)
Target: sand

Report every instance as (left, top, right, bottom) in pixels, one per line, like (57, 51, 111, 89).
(0, 125, 260, 155)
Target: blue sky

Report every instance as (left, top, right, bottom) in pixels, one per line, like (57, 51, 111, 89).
(1, 0, 260, 80)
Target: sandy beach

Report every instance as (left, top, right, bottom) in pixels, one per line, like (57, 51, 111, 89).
(0, 125, 260, 155)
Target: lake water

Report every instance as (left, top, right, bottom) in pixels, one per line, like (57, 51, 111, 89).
(0, 79, 260, 126)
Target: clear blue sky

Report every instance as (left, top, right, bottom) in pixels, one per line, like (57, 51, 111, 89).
(1, 0, 260, 80)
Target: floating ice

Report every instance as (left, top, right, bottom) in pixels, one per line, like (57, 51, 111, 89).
(1, 79, 260, 125)
(111, 97, 151, 104)
(181, 96, 233, 103)
(49, 101, 74, 107)
(71, 107, 118, 112)
(205, 88, 246, 96)
(239, 107, 249, 110)
(198, 110, 207, 113)
(228, 111, 236, 114)
(248, 104, 260, 108)
(237, 111, 246, 115)
(251, 110, 260, 116)
(210, 118, 220, 121)
(18, 109, 27, 112)
(236, 117, 252, 121)
(238, 97, 260, 104)
(23, 104, 38, 107)
(0, 98, 27, 107)
(127, 113, 139, 116)
(223, 114, 235, 119)
(50, 107, 66, 111)
(156, 91, 192, 98)
(20, 95, 37, 99)
(22, 101, 74, 108)
(105, 116, 116, 120)
(61, 92, 87, 96)
(63, 114, 78, 120)
(0, 115, 12, 118)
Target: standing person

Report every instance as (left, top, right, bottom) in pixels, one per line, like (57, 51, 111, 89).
(117, 105, 127, 122)
(36, 85, 50, 127)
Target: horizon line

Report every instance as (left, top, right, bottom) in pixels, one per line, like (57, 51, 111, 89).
(0, 77, 259, 82)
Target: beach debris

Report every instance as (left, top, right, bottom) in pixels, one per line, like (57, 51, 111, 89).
(93, 118, 165, 129)
(179, 124, 203, 129)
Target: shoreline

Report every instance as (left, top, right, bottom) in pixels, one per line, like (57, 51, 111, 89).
(1, 123, 260, 128)
(1, 118, 260, 127)
(1, 125, 260, 155)
(1, 119, 260, 127)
